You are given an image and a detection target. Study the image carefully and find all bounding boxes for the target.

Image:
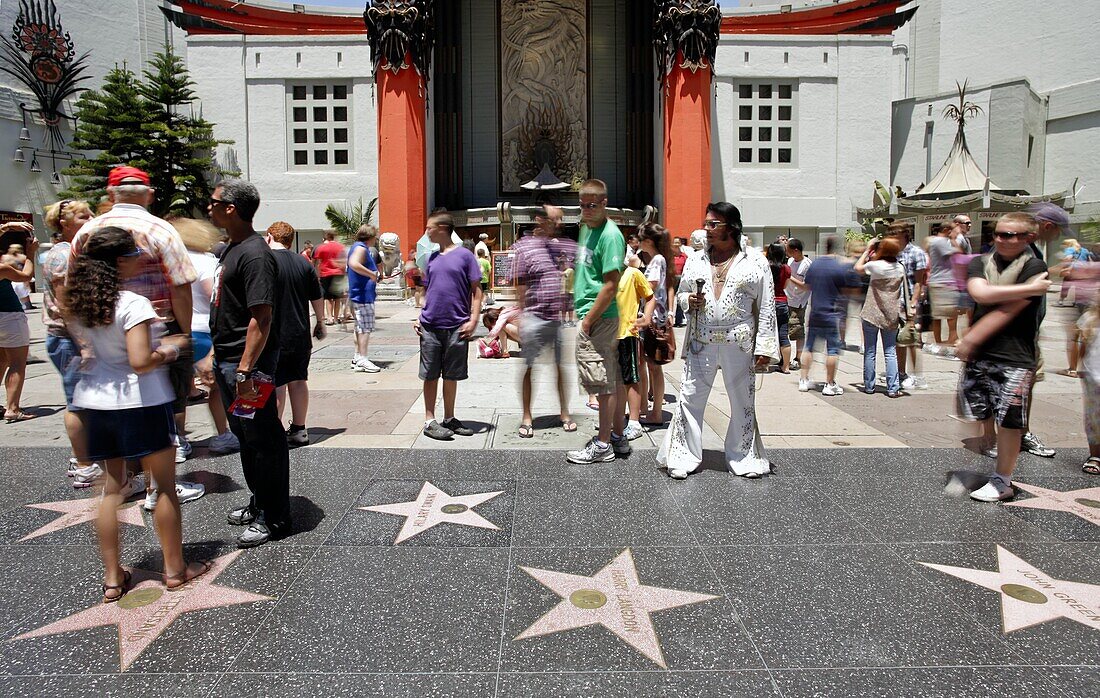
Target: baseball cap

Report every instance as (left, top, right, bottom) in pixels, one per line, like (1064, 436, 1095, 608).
(1028, 202, 1070, 231)
(107, 166, 150, 187)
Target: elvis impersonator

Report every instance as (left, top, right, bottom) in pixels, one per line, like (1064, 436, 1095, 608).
(657, 202, 779, 480)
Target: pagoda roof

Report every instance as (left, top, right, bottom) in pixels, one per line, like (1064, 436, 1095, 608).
(721, 0, 916, 36)
(164, 0, 915, 37)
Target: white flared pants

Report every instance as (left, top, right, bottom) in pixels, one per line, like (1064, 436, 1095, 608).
(657, 343, 769, 476)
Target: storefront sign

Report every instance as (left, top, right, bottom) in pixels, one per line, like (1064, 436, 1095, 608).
(491, 250, 514, 290)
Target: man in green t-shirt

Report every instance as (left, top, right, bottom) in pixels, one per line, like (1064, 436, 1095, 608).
(567, 179, 628, 465)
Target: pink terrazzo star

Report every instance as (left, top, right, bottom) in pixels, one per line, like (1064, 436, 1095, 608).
(920, 545, 1100, 634)
(14, 551, 271, 670)
(514, 548, 720, 668)
(1006, 482, 1100, 527)
(360, 481, 504, 544)
(20, 497, 146, 542)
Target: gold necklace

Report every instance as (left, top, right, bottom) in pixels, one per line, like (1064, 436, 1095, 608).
(711, 255, 735, 284)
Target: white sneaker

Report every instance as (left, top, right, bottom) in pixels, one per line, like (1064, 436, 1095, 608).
(798, 378, 812, 392)
(622, 422, 645, 441)
(353, 358, 381, 373)
(67, 457, 79, 477)
(175, 435, 192, 464)
(209, 431, 240, 455)
(901, 376, 916, 391)
(566, 438, 615, 464)
(118, 473, 145, 500)
(922, 343, 940, 356)
(970, 477, 1014, 502)
(822, 383, 844, 396)
(351, 353, 362, 367)
(144, 481, 207, 511)
(912, 375, 930, 390)
(668, 468, 688, 480)
(72, 463, 104, 489)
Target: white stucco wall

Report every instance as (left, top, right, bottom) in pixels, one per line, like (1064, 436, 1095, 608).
(186, 35, 378, 236)
(712, 34, 893, 240)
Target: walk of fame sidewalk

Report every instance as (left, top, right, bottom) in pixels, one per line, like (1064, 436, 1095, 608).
(5, 294, 1088, 456)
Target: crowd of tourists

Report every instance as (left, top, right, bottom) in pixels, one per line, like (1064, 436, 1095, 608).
(0, 167, 1097, 604)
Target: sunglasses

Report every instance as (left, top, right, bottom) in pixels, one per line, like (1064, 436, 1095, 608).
(993, 231, 1026, 241)
(702, 220, 726, 229)
(209, 197, 231, 207)
(579, 202, 603, 210)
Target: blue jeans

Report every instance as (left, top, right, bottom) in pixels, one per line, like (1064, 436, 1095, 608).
(774, 301, 790, 348)
(45, 334, 81, 409)
(862, 321, 899, 393)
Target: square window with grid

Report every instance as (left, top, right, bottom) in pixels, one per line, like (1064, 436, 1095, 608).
(734, 81, 796, 167)
(287, 82, 352, 170)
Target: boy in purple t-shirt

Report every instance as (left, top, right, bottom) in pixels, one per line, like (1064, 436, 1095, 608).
(415, 212, 483, 440)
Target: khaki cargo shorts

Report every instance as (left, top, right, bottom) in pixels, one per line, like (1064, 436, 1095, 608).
(788, 305, 806, 342)
(575, 315, 620, 396)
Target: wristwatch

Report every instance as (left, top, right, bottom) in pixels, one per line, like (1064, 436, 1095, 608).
(235, 371, 252, 383)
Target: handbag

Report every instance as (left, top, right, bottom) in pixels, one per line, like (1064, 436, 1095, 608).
(477, 337, 503, 359)
(642, 318, 677, 365)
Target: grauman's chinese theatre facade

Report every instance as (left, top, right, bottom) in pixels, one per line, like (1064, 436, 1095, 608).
(165, 0, 914, 253)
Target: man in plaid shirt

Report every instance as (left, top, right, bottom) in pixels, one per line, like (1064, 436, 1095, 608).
(512, 205, 578, 436)
(71, 166, 198, 464)
(891, 222, 929, 389)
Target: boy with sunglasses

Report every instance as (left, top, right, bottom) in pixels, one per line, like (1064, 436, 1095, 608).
(955, 212, 1051, 502)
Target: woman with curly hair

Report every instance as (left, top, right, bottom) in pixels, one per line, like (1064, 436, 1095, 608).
(67, 226, 210, 602)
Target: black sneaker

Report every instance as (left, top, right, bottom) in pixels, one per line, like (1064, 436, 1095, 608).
(423, 420, 455, 440)
(1021, 432, 1056, 458)
(441, 417, 474, 436)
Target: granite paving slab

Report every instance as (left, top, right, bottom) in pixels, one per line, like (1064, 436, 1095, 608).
(326, 478, 515, 547)
(228, 546, 509, 674)
(500, 547, 761, 672)
(772, 667, 1071, 697)
(704, 544, 1015, 669)
(510, 477, 696, 548)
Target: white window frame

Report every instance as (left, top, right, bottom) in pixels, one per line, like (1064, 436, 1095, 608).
(733, 81, 797, 168)
(286, 82, 353, 171)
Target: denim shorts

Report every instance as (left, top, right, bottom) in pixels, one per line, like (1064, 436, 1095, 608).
(191, 331, 213, 363)
(84, 403, 176, 461)
(45, 334, 82, 410)
(805, 322, 843, 356)
(419, 324, 470, 381)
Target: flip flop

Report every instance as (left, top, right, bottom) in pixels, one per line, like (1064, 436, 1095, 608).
(561, 419, 577, 433)
(1083, 457, 1100, 476)
(102, 570, 132, 604)
(165, 560, 212, 591)
(518, 424, 534, 438)
(586, 401, 599, 411)
(3, 410, 34, 423)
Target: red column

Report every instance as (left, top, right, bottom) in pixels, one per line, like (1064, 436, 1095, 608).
(376, 55, 427, 256)
(662, 57, 713, 239)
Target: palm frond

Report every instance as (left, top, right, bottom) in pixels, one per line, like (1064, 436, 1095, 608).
(323, 197, 379, 241)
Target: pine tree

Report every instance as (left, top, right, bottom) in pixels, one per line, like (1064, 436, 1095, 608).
(139, 48, 233, 217)
(61, 49, 234, 216)
(61, 64, 148, 205)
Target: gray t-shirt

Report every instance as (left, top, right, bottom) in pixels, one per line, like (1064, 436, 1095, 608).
(928, 236, 958, 286)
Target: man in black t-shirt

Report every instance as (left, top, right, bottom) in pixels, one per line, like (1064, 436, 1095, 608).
(208, 179, 292, 547)
(266, 221, 325, 448)
(956, 212, 1051, 503)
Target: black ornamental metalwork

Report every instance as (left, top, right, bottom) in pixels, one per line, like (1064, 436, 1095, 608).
(653, 0, 721, 81)
(1, 0, 90, 152)
(363, 0, 435, 85)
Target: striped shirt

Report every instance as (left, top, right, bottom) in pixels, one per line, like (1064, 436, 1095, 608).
(41, 241, 71, 336)
(512, 235, 577, 321)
